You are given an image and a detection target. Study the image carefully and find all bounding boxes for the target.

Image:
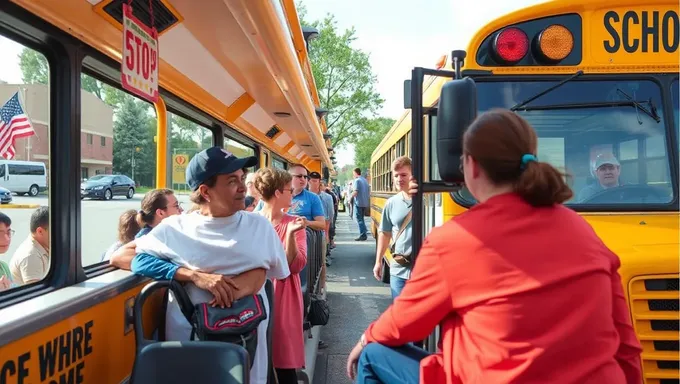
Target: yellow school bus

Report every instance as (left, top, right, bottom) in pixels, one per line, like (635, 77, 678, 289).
(371, 1, 679, 382)
(0, 0, 331, 383)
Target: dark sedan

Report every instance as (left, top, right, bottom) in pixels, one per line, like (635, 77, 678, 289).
(81, 174, 136, 200)
(0, 186, 12, 204)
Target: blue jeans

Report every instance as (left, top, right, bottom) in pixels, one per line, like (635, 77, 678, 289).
(356, 343, 431, 384)
(354, 204, 368, 237)
(390, 276, 407, 300)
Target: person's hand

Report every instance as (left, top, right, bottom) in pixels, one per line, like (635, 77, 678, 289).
(288, 216, 306, 234)
(0, 276, 10, 291)
(191, 271, 239, 308)
(372, 261, 383, 281)
(346, 339, 364, 380)
(408, 177, 419, 197)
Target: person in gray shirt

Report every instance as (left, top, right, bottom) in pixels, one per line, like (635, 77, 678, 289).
(373, 156, 414, 299)
(351, 167, 370, 241)
(577, 153, 621, 202)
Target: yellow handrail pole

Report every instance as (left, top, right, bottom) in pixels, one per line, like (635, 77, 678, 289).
(154, 96, 168, 188)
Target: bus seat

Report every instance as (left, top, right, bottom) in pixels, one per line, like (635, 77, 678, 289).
(133, 280, 177, 352)
(130, 341, 249, 384)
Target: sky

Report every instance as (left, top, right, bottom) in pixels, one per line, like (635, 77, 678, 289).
(0, 0, 546, 167)
(301, 0, 546, 166)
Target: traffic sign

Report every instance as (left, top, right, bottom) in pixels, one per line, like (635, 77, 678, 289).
(121, 3, 159, 103)
(172, 154, 189, 184)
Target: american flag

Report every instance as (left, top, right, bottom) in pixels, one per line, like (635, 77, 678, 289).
(0, 92, 35, 160)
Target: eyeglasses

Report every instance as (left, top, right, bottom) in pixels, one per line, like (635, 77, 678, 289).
(280, 188, 294, 194)
(0, 229, 15, 237)
(291, 174, 309, 180)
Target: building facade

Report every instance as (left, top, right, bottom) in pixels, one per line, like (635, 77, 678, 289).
(0, 83, 114, 178)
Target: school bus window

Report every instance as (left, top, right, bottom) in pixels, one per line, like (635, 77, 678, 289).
(169, 112, 213, 193)
(224, 138, 256, 170)
(0, 37, 51, 293)
(80, 68, 158, 268)
(454, 78, 673, 206)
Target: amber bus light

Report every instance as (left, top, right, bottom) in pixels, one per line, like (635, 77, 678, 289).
(536, 24, 574, 62)
(492, 27, 529, 64)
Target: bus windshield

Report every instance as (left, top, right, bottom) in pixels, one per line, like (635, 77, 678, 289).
(451, 77, 675, 207)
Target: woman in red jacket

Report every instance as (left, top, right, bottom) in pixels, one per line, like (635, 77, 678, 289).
(346, 109, 642, 384)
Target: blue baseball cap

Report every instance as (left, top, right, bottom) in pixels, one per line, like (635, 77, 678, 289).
(186, 146, 258, 191)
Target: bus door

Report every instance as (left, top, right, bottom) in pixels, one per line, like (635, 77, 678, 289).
(407, 51, 478, 351)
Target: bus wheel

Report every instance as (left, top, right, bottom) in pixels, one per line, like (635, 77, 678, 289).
(28, 184, 39, 197)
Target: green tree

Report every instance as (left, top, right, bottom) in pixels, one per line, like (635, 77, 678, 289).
(113, 97, 155, 184)
(18, 49, 48, 84)
(297, 4, 384, 150)
(353, 117, 395, 171)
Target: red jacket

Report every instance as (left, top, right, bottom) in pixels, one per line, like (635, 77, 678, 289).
(364, 193, 642, 383)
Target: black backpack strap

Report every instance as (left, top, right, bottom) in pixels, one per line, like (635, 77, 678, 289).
(167, 280, 196, 324)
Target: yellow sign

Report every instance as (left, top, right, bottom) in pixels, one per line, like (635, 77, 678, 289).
(593, 7, 679, 65)
(172, 154, 189, 184)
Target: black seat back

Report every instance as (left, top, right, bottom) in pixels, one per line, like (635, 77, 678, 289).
(130, 341, 249, 384)
(264, 279, 276, 383)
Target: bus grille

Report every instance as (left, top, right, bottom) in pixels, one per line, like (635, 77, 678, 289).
(630, 276, 680, 384)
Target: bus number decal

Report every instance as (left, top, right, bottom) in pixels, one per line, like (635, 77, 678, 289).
(603, 10, 679, 53)
(0, 320, 94, 384)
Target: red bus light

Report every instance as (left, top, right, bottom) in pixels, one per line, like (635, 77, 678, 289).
(493, 27, 529, 63)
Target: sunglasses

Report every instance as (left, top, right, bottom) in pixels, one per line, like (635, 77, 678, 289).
(291, 174, 309, 180)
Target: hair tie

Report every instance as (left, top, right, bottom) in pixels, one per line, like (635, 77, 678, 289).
(138, 210, 145, 215)
(520, 154, 537, 170)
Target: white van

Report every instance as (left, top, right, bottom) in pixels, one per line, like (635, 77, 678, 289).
(0, 160, 47, 196)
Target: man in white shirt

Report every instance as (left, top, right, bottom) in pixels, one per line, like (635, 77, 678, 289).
(10, 206, 49, 285)
(129, 147, 290, 384)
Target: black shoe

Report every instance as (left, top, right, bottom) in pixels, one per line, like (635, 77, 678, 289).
(354, 235, 367, 241)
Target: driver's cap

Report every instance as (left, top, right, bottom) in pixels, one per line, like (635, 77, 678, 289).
(594, 153, 620, 170)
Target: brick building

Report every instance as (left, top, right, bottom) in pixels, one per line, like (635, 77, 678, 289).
(0, 83, 113, 178)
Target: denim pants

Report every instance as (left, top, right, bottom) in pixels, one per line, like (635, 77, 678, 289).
(354, 204, 368, 237)
(356, 343, 431, 384)
(390, 275, 407, 300)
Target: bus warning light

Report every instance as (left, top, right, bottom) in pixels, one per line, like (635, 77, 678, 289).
(537, 24, 574, 62)
(493, 27, 529, 63)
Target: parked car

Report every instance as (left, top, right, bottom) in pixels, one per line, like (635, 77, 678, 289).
(0, 160, 47, 197)
(81, 174, 135, 200)
(0, 186, 12, 204)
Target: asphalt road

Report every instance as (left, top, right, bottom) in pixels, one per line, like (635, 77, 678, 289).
(312, 214, 392, 384)
(0, 193, 193, 266)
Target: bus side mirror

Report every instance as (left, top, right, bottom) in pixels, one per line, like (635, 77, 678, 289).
(436, 77, 477, 183)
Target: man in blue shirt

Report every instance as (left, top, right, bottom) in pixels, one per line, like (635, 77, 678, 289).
(287, 164, 326, 232)
(351, 167, 370, 241)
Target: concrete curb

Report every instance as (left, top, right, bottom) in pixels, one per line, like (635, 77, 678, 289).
(299, 325, 322, 384)
(0, 204, 41, 209)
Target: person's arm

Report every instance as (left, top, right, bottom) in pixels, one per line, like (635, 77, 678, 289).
(288, 227, 308, 274)
(364, 230, 451, 345)
(608, 252, 643, 383)
(375, 202, 393, 266)
(109, 241, 136, 270)
(307, 194, 327, 231)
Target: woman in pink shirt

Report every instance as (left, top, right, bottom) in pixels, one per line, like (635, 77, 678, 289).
(346, 109, 642, 384)
(253, 167, 307, 384)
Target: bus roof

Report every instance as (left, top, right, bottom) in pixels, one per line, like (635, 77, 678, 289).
(13, 0, 332, 170)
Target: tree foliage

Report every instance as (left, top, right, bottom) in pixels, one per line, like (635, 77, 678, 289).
(353, 117, 395, 172)
(298, 4, 384, 150)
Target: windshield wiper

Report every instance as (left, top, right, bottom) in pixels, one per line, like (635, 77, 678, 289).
(513, 100, 662, 123)
(616, 88, 661, 123)
(510, 70, 584, 111)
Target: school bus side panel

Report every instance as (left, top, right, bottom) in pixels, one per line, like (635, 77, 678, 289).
(0, 279, 163, 384)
